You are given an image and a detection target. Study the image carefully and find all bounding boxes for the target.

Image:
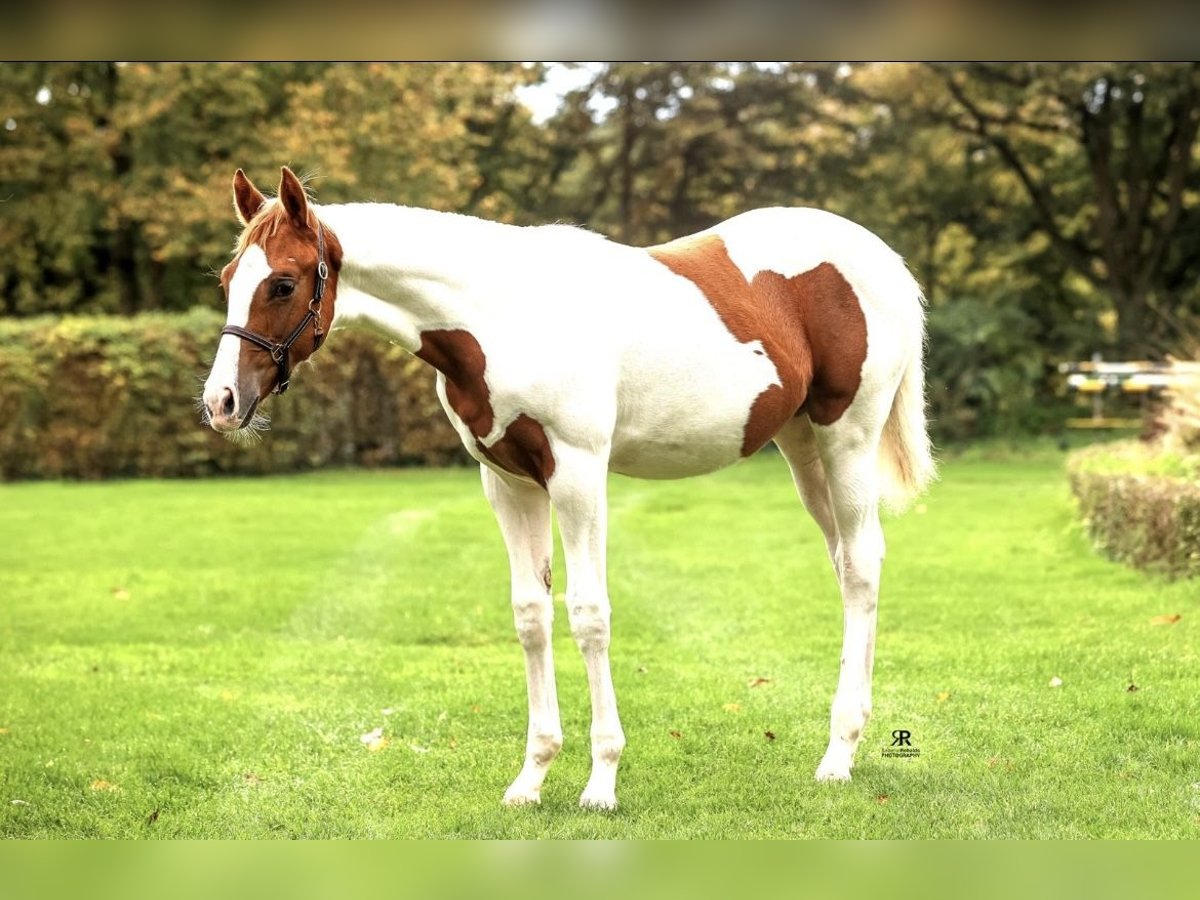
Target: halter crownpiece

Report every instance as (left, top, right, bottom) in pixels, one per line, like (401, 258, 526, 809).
(220, 220, 329, 395)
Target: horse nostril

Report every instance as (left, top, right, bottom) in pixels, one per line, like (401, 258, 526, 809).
(220, 388, 235, 418)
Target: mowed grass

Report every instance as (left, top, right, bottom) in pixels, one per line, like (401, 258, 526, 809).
(0, 447, 1196, 838)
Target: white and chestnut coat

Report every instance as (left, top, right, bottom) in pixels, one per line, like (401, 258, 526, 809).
(203, 168, 934, 811)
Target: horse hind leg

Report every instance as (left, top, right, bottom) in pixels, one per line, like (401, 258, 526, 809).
(807, 404, 890, 783)
(774, 416, 841, 581)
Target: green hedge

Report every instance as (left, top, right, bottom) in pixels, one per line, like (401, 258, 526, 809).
(1067, 441, 1200, 579)
(0, 310, 469, 479)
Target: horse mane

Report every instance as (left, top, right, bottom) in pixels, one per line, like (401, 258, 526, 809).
(235, 202, 289, 255)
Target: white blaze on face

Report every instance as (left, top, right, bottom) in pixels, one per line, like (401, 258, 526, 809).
(207, 248, 271, 396)
(204, 244, 271, 412)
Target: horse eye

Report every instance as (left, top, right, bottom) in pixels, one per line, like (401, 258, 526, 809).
(272, 281, 295, 299)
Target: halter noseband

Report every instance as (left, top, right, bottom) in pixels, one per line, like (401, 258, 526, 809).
(220, 221, 329, 395)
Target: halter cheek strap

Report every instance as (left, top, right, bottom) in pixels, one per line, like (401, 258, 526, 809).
(220, 222, 329, 395)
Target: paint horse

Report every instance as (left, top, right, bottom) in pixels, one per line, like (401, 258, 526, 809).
(202, 167, 935, 810)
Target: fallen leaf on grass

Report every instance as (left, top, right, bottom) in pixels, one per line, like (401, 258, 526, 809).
(876, 794, 889, 804)
(1127, 683, 1140, 693)
(110, 586, 130, 600)
(89, 779, 118, 792)
(242, 772, 262, 785)
(1048, 676, 1063, 688)
(936, 691, 951, 703)
(668, 730, 682, 739)
(146, 808, 160, 826)
(1150, 613, 1182, 625)
(722, 703, 742, 713)
(764, 731, 776, 741)
(360, 727, 388, 752)
(748, 677, 772, 688)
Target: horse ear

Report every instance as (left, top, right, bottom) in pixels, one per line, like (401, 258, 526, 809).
(278, 166, 310, 229)
(232, 169, 265, 226)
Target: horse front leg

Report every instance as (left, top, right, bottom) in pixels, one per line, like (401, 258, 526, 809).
(481, 465, 562, 805)
(547, 444, 625, 810)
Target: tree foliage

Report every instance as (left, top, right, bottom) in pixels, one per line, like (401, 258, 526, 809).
(902, 63, 1200, 358)
(2, 62, 1198, 440)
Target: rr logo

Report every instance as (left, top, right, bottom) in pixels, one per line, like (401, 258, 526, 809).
(891, 729, 912, 747)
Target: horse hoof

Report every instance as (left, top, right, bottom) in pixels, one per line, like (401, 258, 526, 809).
(579, 790, 618, 811)
(502, 785, 542, 806)
(814, 757, 854, 782)
(814, 768, 852, 783)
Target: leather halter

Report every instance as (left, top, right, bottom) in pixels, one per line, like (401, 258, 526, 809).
(220, 221, 329, 395)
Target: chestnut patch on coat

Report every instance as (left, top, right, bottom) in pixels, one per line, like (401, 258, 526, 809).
(416, 329, 494, 438)
(416, 329, 556, 487)
(648, 234, 867, 454)
(479, 415, 558, 489)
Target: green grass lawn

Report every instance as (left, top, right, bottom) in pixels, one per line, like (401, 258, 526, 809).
(1, 446, 1196, 838)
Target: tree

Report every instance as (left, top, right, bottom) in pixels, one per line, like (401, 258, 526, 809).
(916, 63, 1200, 357)
(0, 63, 119, 315)
(537, 63, 841, 245)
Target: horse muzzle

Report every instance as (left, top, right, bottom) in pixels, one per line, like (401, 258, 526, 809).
(203, 385, 260, 432)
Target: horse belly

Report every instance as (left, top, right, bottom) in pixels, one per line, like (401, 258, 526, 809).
(608, 342, 779, 479)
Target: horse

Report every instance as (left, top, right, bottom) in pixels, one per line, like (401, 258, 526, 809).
(201, 166, 935, 810)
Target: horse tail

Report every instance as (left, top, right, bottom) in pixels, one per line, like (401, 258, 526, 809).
(877, 288, 936, 512)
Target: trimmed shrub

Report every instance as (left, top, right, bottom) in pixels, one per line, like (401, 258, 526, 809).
(0, 310, 469, 480)
(1068, 440, 1200, 579)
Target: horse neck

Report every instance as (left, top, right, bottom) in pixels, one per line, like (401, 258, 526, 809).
(318, 202, 513, 352)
